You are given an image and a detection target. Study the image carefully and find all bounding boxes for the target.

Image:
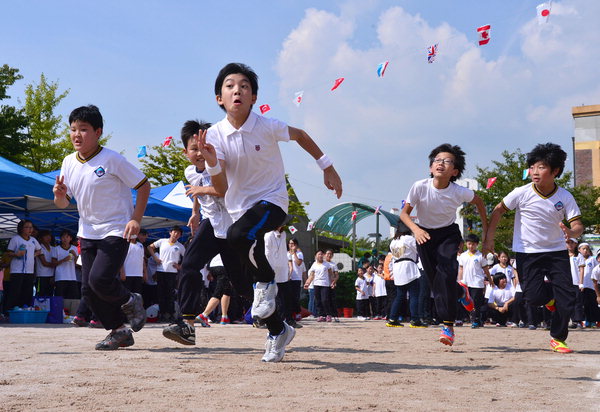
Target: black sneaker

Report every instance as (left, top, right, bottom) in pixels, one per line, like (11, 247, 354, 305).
(121, 293, 146, 332)
(409, 320, 427, 328)
(95, 329, 134, 350)
(162, 322, 195, 346)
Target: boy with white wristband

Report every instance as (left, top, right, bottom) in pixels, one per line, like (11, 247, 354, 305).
(198, 62, 342, 362)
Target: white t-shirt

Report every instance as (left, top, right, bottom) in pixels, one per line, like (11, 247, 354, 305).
(355, 277, 368, 300)
(308, 262, 331, 287)
(60, 147, 148, 239)
(185, 165, 232, 239)
(502, 183, 581, 253)
(373, 274, 387, 297)
(459, 251, 488, 288)
(569, 255, 580, 286)
(206, 111, 290, 221)
(8, 235, 41, 274)
(389, 235, 420, 286)
(52, 245, 78, 282)
(486, 286, 515, 306)
(288, 250, 305, 281)
(578, 255, 598, 290)
(405, 178, 474, 229)
(152, 238, 185, 273)
(591, 265, 600, 284)
(325, 260, 338, 284)
(35, 244, 55, 278)
(265, 230, 289, 283)
(123, 241, 145, 277)
(490, 264, 515, 290)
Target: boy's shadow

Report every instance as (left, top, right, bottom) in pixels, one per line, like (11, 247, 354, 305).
(290, 358, 494, 374)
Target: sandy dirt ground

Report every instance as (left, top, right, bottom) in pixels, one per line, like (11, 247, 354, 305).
(1, 318, 600, 411)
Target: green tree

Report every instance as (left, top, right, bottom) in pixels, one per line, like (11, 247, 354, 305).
(570, 183, 600, 234)
(139, 140, 189, 186)
(0, 64, 29, 162)
(20, 73, 70, 172)
(286, 174, 309, 225)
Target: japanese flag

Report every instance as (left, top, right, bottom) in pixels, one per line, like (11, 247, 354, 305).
(293, 91, 304, 107)
(307, 221, 315, 231)
(536, 2, 551, 24)
(477, 25, 491, 46)
(289, 225, 298, 235)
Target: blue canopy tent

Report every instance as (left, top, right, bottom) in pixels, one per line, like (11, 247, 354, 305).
(0, 157, 190, 239)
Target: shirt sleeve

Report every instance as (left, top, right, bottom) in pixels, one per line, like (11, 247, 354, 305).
(563, 190, 582, 223)
(112, 153, 147, 190)
(405, 181, 420, 207)
(268, 117, 290, 143)
(502, 187, 522, 211)
(60, 158, 74, 200)
(206, 127, 225, 161)
(457, 185, 475, 203)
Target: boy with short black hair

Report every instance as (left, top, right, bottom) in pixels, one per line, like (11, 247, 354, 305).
(198, 62, 342, 362)
(53, 104, 150, 350)
(400, 143, 488, 346)
(149, 225, 185, 323)
(458, 233, 493, 328)
(484, 143, 584, 353)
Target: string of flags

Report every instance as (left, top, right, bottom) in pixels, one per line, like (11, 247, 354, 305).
(376, 61, 389, 77)
(162, 136, 173, 147)
(137, 145, 147, 159)
(427, 44, 438, 63)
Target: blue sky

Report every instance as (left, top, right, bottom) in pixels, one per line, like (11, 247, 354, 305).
(2, 1, 598, 238)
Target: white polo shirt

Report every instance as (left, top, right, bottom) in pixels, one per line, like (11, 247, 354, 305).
(185, 165, 232, 239)
(264, 230, 289, 283)
(288, 250, 305, 281)
(60, 146, 148, 240)
(502, 183, 581, 253)
(486, 286, 515, 306)
(8, 235, 41, 274)
(309, 262, 331, 287)
(206, 111, 290, 221)
(490, 264, 515, 290)
(406, 178, 474, 229)
(152, 238, 185, 273)
(35, 245, 55, 278)
(578, 255, 598, 290)
(459, 251, 488, 288)
(123, 241, 145, 277)
(52, 245, 78, 281)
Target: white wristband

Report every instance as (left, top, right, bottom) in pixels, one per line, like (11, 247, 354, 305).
(316, 154, 333, 170)
(206, 161, 222, 176)
(579, 284, 584, 288)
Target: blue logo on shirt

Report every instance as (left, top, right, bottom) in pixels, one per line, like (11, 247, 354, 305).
(554, 201, 564, 211)
(94, 166, 106, 177)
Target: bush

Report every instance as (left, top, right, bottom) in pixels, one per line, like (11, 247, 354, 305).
(335, 271, 357, 308)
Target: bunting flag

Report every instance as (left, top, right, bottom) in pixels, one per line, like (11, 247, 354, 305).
(327, 216, 334, 227)
(401, 200, 406, 209)
(486, 177, 497, 189)
(522, 169, 530, 180)
(289, 225, 298, 235)
(351, 211, 358, 221)
(477, 25, 491, 46)
(537, 2, 551, 24)
(259, 104, 271, 115)
(331, 77, 345, 91)
(293, 91, 304, 107)
(374, 205, 382, 215)
(427, 44, 438, 63)
(307, 221, 315, 231)
(162, 136, 173, 147)
(137, 145, 147, 159)
(376, 61, 389, 77)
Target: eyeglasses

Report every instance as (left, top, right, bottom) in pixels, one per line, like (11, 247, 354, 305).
(433, 158, 454, 165)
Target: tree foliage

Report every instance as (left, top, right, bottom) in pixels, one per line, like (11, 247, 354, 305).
(139, 140, 194, 186)
(286, 174, 309, 225)
(0, 64, 29, 163)
(463, 148, 599, 252)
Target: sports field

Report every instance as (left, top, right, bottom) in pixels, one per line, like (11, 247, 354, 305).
(1, 318, 599, 411)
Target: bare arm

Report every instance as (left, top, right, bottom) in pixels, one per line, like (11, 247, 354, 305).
(53, 175, 70, 209)
(124, 180, 150, 240)
(471, 194, 488, 243)
(483, 266, 494, 285)
(400, 203, 430, 245)
(457, 265, 464, 282)
(304, 272, 315, 289)
(195, 129, 228, 197)
(559, 218, 584, 240)
(483, 202, 507, 254)
(288, 126, 342, 199)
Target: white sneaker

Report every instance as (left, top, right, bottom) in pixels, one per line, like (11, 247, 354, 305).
(262, 322, 296, 363)
(357, 316, 366, 320)
(251, 281, 278, 321)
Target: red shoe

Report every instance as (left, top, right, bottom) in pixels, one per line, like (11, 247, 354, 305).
(550, 338, 573, 353)
(545, 299, 556, 312)
(457, 282, 474, 312)
(439, 326, 454, 346)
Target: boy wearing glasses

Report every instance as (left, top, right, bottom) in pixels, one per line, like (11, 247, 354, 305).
(400, 144, 488, 346)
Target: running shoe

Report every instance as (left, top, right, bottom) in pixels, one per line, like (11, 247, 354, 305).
(195, 313, 211, 328)
(439, 326, 454, 346)
(251, 281, 278, 322)
(262, 322, 296, 362)
(409, 320, 427, 328)
(95, 328, 134, 350)
(550, 338, 573, 353)
(162, 321, 195, 345)
(88, 319, 103, 328)
(326, 315, 332, 322)
(71, 316, 88, 327)
(120, 292, 146, 332)
(457, 282, 474, 312)
(317, 316, 326, 322)
(471, 322, 480, 329)
(220, 316, 230, 325)
(386, 320, 404, 327)
(455, 320, 463, 327)
(333, 317, 340, 323)
(528, 324, 537, 330)
(545, 299, 556, 312)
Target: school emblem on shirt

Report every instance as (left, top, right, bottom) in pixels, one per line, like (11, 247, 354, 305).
(94, 166, 106, 177)
(554, 201, 564, 211)
(255, 145, 261, 151)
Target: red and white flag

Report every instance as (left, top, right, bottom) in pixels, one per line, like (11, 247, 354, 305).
(351, 211, 358, 221)
(477, 25, 491, 46)
(536, 2, 551, 24)
(293, 91, 304, 107)
(289, 225, 298, 235)
(331, 77, 345, 91)
(259, 104, 271, 115)
(162, 136, 173, 147)
(486, 177, 497, 189)
(307, 221, 315, 231)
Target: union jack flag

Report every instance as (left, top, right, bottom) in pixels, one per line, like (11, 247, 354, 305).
(428, 44, 438, 63)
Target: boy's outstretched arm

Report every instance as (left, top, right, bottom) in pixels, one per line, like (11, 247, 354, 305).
(400, 203, 430, 244)
(470, 194, 488, 242)
(125, 180, 150, 240)
(196, 130, 228, 196)
(483, 202, 506, 254)
(288, 126, 342, 199)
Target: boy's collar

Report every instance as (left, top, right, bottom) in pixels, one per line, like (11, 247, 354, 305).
(76, 145, 103, 163)
(223, 111, 258, 136)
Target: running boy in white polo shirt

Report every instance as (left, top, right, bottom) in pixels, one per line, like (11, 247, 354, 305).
(53, 105, 150, 350)
(484, 143, 583, 353)
(198, 62, 343, 362)
(400, 143, 488, 346)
